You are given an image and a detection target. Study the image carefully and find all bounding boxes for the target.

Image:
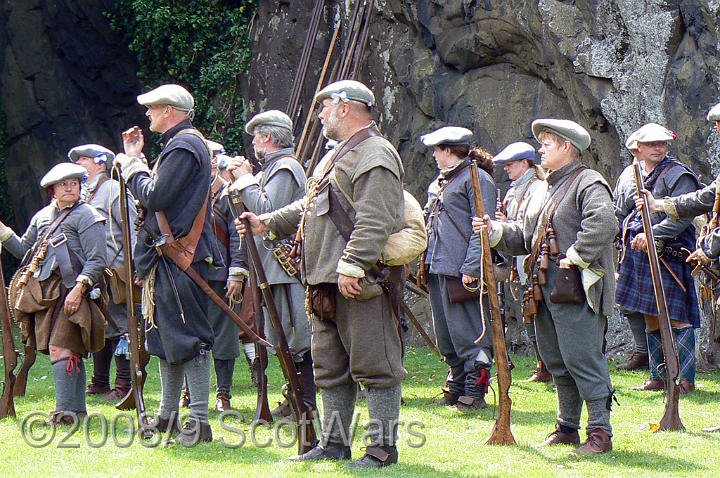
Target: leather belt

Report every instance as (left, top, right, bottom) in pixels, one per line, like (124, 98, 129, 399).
(49, 232, 82, 288)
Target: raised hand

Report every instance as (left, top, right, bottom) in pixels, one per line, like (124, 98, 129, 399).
(122, 126, 145, 158)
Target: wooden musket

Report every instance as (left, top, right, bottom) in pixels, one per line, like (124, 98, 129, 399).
(229, 190, 317, 454)
(633, 161, 684, 431)
(470, 163, 516, 445)
(114, 174, 152, 438)
(0, 253, 18, 418)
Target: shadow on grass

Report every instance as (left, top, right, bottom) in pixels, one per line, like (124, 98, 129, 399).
(517, 443, 706, 473)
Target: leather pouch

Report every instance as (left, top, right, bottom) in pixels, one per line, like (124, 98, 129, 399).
(309, 283, 337, 319)
(549, 264, 585, 304)
(104, 267, 142, 305)
(446, 276, 480, 304)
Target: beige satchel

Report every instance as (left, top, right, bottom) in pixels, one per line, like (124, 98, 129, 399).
(380, 190, 428, 266)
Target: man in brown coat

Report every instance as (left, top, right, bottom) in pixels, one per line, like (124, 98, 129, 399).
(237, 80, 406, 467)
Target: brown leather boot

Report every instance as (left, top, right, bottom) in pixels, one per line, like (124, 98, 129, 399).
(101, 378, 131, 401)
(629, 379, 665, 391)
(431, 389, 459, 406)
(215, 391, 232, 412)
(536, 423, 581, 447)
(572, 428, 612, 455)
(147, 415, 181, 435)
(616, 352, 649, 370)
(678, 379, 695, 395)
(348, 445, 398, 468)
(271, 399, 293, 418)
(527, 361, 553, 382)
(44, 410, 88, 426)
(86, 378, 111, 396)
(171, 419, 213, 447)
(453, 395, 487, 410)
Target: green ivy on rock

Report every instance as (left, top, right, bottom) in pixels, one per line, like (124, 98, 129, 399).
(106, 0, 256, 154)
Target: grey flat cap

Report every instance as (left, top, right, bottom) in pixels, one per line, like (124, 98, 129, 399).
(531, 119, 591, 151)
(624, 130, 639, 150)
(137, 84, 194, 111)
(493, 142, 538, 165)
(40, 162, 87, 188)
(67, 144, 115, 164)
(708, 102, 720, 121)
(314, 80, 374, 107)
(633, 123, 676, 144)
(245, 110, 293, 135)
(206, 140, 225, 154)
(421, 126, 473, 147)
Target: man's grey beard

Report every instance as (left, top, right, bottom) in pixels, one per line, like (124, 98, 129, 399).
(254, 147, 266, 162)
(322, 125, 341, 142)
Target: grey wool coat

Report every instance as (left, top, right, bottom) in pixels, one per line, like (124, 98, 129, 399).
(666, 173, 720, 260)
(492, 160, 618, 316)
(424, 158, 496, 278)
(3, 201, 106, 285)
(231, 148, 306, 285)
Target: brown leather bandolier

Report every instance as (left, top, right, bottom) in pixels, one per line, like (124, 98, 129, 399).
(522, 167, 585, 324)
(155, 197, 207, 272)
(152, 201, 270, 347)
(145, 129, 270, 347)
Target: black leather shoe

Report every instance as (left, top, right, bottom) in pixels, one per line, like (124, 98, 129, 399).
(287, 442, 351, 461)
(347, 445, 398, 468)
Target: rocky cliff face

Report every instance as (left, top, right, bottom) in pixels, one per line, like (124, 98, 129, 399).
(247, 0, 720, 197)
(2, 0, 719, 366)
(245, 0, 720, 367)
(0, 0, 144, 229)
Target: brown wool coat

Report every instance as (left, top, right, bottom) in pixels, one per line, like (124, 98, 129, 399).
(14, 273, 106, 355)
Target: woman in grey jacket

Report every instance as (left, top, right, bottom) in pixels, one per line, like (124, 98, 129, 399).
(422, 126, 496, 410)
(0, 162, 107, 425)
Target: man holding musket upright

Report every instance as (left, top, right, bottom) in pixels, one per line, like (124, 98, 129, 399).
(113, 84, 220, 446)
(227, 110, 315, 417)
(615, 124, 700, 394)
(637, 102, 720, 432)
(237, 80, 406, 467)
(473, 119, 617, 454)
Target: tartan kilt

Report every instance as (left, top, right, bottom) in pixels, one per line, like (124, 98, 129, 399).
(616, 243, 700, 327)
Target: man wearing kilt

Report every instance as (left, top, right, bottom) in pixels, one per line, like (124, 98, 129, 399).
(616, 123, 700, 394)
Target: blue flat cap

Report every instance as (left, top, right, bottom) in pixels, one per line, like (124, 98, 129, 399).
(532, 119, 591, 151)
(493, 142, 537, 164)
(421, 126, 473, 147)
(67, 144, 115, 164)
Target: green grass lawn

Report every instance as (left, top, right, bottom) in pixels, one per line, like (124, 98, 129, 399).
(1, 341, 719, 477)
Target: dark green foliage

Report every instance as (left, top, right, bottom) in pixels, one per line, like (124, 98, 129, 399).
(107, 0, 256, 153)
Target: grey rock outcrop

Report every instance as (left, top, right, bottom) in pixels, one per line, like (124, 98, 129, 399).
(0, 0, 144, 229)
(245, 0, 720, 368)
